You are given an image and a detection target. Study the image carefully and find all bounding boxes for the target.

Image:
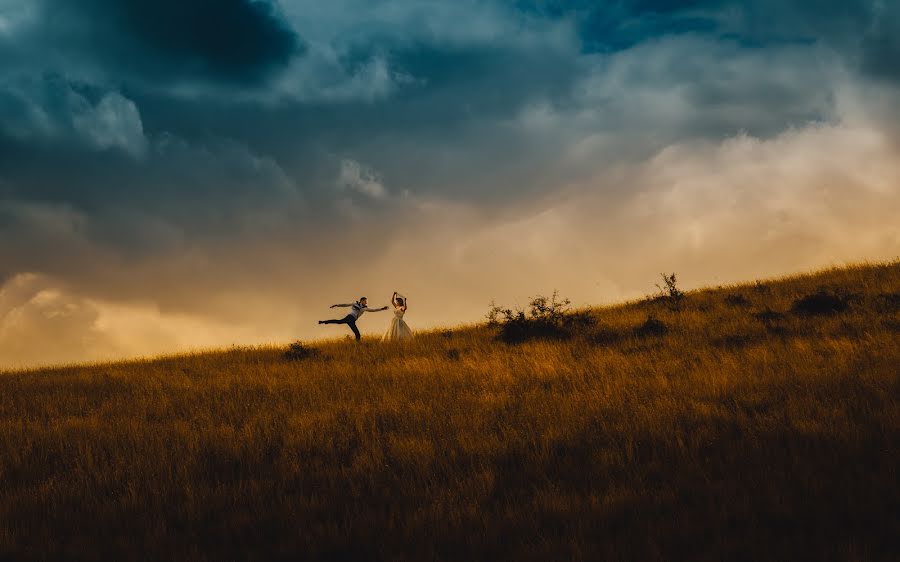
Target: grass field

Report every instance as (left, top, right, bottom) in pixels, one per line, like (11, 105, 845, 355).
(1, 262, 899, 561)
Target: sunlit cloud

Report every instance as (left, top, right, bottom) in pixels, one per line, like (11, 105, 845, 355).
(337, 159, 388, 199)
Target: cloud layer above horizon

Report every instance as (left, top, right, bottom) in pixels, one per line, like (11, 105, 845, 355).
(1, 0, 899, 367)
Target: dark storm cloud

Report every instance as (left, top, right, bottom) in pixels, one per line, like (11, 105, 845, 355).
(516, 0, 891, 67)
(43, 0, 303, 83)
(0, 0, 883, 255)
(860, 1, 900, 83)
(2, 0, 894, 222)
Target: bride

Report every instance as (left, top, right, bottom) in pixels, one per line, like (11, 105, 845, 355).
(382, 292, 413, 342)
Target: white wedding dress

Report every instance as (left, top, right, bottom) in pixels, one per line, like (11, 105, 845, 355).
(382, 306, 413, 342)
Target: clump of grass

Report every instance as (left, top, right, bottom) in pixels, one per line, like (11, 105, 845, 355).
(791, 291, 849, 316)
(284, 341, 319, 361)
(754, 280, 771, 293)
(635, 314, 667, 337)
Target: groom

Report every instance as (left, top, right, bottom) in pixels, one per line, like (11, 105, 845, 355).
(318, 297, 388, 341)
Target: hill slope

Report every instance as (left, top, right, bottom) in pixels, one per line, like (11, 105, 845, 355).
(2, 263, 899, 561)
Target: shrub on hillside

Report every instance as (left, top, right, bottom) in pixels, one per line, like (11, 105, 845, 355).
(635, 314, 668, 337)
(645, 272, 685, 310)
(487, 291, 586, 343)
(284, 341, 319, 361)
(791, 291, 850, 316)
(657, 272, 683, 301)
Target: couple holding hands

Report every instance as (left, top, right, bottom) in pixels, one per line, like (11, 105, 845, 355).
(318, 292, 412, 342)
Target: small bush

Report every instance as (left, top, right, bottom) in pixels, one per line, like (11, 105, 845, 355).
(487, 291, 579, 343)
(284, 341, 319, 361)
(658, 272, 683, 299)
(528, 292, 571, 324)
(791, 291, 849, 316)
(647, 273, 685, 310)
(635, 315, 668, 337)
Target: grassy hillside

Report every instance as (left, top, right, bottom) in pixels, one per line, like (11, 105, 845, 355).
(1, 262, 898, 561)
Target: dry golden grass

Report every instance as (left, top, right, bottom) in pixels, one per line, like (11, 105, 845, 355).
(1, 262, 899, 561)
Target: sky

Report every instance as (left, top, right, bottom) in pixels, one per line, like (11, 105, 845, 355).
(1, 0, 899, 368)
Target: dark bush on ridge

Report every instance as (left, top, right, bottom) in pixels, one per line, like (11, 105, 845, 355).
(657, 272, 684, 301)
(635, 314, 668, 337)
(644, 272, 686, 311)
(284, 341, 319, 361)
(791, 291, 849, 316)
(487, 291, 589, 343)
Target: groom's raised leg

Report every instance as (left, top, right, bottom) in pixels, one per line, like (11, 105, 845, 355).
(320, 314, 353, 325)
(319, 315, 360, 340)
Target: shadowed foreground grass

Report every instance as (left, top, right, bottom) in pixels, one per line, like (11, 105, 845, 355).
(1, 263, 899, 561)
